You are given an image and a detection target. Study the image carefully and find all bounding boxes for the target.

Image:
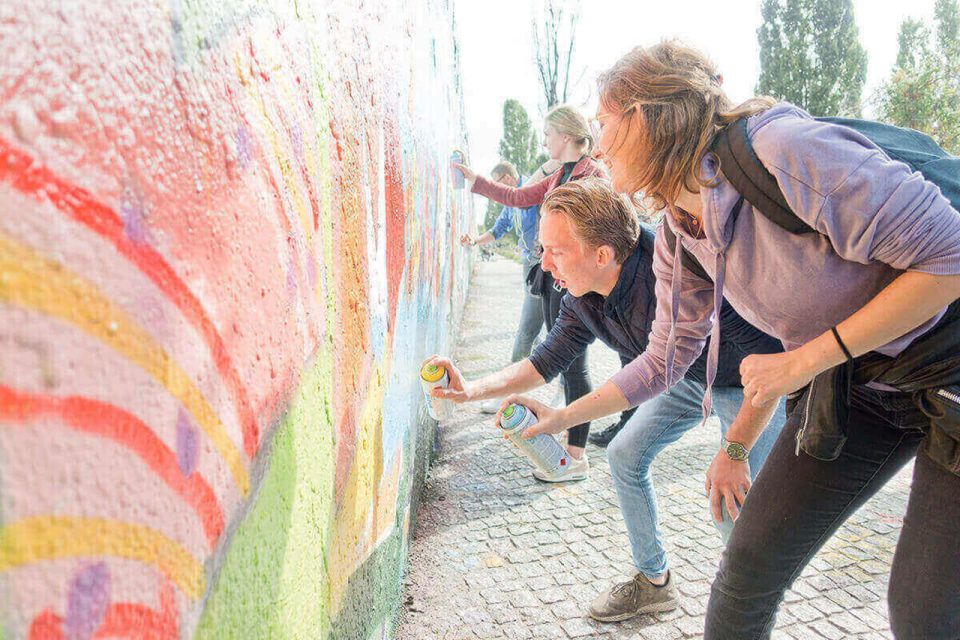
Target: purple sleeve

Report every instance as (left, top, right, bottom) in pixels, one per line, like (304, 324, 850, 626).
(610, 223, 714, 406)
(751, 114, 960, 275)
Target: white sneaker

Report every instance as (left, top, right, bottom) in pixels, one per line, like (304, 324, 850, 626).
(533, 454, 589, 482)
(479, 398, 502, 414)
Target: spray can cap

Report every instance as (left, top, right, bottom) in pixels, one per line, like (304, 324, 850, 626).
(499, 403, 527, 430)
(420, 363, 446, 383)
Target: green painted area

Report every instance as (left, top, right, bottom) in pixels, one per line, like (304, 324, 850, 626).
(196, 358, 335, 639)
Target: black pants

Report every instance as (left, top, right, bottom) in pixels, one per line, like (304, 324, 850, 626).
(705, 385, 960, 639)
(542, 273, 592, 448)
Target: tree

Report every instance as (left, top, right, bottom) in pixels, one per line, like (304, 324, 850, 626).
(498, 99, 541, 176)
(483, 199, 506, 234)
(876, 0, 960, 154)
(756, 0, 868, 116)
(532, 0, 582, 110)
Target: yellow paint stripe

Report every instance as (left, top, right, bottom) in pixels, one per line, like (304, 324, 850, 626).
(0, 234, 249, 493)
(0, 517, 205, 599)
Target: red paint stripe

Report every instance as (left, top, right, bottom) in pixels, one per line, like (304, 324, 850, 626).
(27, 611, 61, 640)
(0, 137, 260, 457)
(96, 579, 179, 640)
(0, 386, 224, 546)
(28, 582, 178, 640)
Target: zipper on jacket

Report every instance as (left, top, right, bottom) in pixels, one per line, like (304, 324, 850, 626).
(937, 387, 960, 406)
(795, 385, 816, 456)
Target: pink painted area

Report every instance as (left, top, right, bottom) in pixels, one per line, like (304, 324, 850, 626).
(4, 559, 178, 639)
(0, 307, 241, 511)
(0, 188, 247, 450)
(0, 421, 208, 560)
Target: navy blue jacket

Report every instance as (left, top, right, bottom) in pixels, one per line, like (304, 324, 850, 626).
(529, 225, 782, 387)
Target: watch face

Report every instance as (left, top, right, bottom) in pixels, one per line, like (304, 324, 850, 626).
(726, 442, 748, 460)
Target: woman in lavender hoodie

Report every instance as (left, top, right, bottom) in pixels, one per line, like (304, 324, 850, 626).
(504, 40, 960, 638)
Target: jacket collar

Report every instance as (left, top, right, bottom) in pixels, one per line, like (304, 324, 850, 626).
(564, 155, 596, 181)
(602, 237, 645, 318)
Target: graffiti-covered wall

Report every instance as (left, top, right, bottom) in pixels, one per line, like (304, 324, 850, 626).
(0, 0, 471, 638)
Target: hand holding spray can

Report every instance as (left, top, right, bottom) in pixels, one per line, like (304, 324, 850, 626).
(450, 149, 465, 190)
(498, 402, 571, 474)
(420, 363, 453, 421)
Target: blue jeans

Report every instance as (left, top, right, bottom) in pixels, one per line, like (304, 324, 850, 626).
(607, 377, 787, 579)
(510, 258, 544, 362)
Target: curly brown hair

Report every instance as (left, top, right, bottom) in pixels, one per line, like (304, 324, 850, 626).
(597, 39, 775, 211)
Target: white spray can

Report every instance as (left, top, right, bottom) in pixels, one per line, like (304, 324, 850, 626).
(420, 363, 453, 421)
(498, 402, 571, 474)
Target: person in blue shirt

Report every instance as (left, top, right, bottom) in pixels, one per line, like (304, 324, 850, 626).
(461, 160, 559, 413)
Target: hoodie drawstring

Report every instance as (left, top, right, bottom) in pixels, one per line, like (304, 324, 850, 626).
(665, 232, 684, 387)
(702, 251, 726, 423)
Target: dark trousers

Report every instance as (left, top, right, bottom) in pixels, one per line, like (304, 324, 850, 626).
(542, 273, 592, 448)
(705, 386, 960, 639)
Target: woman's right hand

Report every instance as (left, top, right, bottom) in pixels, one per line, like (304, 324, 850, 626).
(451, 162, 476, 186)
(459, 233, 475, 247)
(421, 355, 473, 403)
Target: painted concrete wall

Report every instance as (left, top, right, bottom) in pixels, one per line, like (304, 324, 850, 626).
(0, 1, 471, 638)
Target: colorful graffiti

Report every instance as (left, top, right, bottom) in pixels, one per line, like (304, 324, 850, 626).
(0, 0, 471, 637)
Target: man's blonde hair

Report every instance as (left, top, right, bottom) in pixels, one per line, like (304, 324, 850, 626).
(490, 161, 519, 180)
(541, 177, 639, 264)
(597, 39, 775, 211)
(544, 104, 593, 152)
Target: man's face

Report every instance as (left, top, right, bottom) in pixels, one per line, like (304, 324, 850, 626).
(539, 211, 602, 297)
(494, 172, 518, 187)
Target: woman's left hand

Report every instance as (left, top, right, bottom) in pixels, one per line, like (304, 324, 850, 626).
(740, 350, 815, 407)
(496, 395, 569, 437)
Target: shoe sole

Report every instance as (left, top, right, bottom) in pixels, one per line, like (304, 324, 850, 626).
(532, 472, 588, 483)
(588, 598, 679, 622)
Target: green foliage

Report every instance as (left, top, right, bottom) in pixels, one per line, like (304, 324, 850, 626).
(877, 0, 960, 154)
(498, 99, 541, 175)
(756, 0, 868, 116)
(484, 199, 505, 232)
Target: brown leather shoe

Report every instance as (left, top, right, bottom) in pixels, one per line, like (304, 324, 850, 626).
(588, 572, 679, 622)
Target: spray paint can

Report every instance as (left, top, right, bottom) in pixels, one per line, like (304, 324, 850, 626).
(498, 402, 571, 474)
(420, 363, 453, 421)
(450, 149, 465, 190)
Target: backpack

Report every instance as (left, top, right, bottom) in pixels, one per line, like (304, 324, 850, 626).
(665, 116, 960, 281)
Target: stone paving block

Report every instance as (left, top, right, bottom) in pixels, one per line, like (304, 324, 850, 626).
(675, 615, 703, 638)
(549, 600, 583, 621)
(811, 620, 847, 640)
(497, 622, 532, 639)
(559, 617, 597, 638)
(830, 611, 873, 635)
(786, 602, 822, 623)
(536, 588, 567, 605)
(636, 621, 683, 640)
(528, 622, 567, 639)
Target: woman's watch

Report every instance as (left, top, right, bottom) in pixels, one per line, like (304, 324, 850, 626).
(721, 437, 750, 461)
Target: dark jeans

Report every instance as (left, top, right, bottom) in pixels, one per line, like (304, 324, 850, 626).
(705, 386, 960, 639)
(542, 273, 591, 448)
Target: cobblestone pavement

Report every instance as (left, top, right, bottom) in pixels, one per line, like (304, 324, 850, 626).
(396, 257, 912, 640)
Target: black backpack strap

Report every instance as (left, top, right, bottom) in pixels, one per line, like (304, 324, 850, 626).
(662, 221, 712, 283)
(711, 118, 816, 234)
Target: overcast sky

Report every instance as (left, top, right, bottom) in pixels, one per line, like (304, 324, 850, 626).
(453, 0, 941, 199)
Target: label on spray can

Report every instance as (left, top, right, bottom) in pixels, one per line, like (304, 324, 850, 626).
(420, 363, 453, 421)
(498, 403, 571, 474)
(450, 149, 465, 190)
